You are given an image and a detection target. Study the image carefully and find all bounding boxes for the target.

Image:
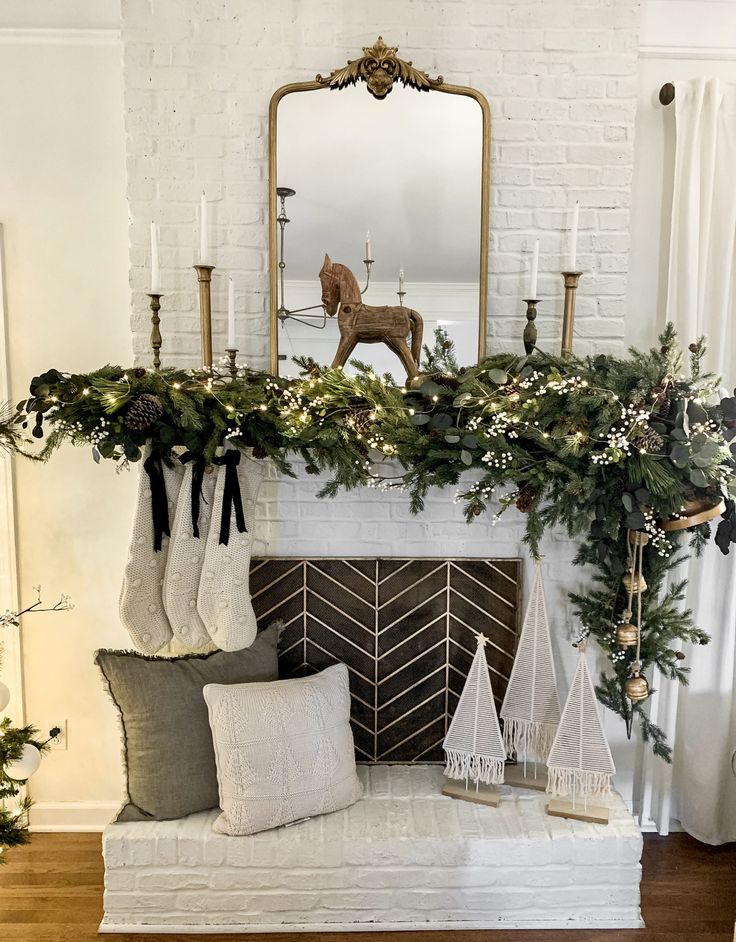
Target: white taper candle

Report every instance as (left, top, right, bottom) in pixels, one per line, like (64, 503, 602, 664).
(150, 221, 160, 293)
(200, 192, 209, 265)
(227, 277, 235, 349)
(568, 201, 579, 271)
(529, 239, 539, 298)
(365, 230, 372, 260)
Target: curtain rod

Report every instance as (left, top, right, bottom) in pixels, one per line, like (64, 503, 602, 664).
(660, 82, 675, 105)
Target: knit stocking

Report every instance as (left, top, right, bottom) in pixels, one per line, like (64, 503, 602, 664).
(197, 448, 267, 651)
(163, 458, 217, 650)
(119, 447, 184, 655)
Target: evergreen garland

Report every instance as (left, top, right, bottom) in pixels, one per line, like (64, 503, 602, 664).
(8, 326, 736, 760)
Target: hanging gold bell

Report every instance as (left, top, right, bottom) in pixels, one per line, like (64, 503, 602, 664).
(622, 570, 647, 594)
(615, 623, 639, 647)
(625, 672, 650, 702)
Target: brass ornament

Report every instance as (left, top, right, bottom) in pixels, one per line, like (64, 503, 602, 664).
(625, 673, 650, 702)
(628, 529, 649, 547)
(661, 498, 726, 532)
(615, 623, 639, 648)
(316, 36, 444, 99)
(622, 570, 647, 594)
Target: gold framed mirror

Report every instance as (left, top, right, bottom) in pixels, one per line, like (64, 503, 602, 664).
(268, 37, 490, 379)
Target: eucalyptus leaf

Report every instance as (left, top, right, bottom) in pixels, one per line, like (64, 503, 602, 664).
(487, 368, 509, 386)
(420, 381, 442, 398)
(460, 450, 473, 466)
(431, 413, 453, 429)
(410, 413, 431, 425)
(687, 400, 708, 425)
(625, 510, 646, 530)
(670, 443, 690, 468)
(461, 434, 479, 449)
(622, 493, 634, 512)
(444, 434, 460, 444)
(689, 467, 708, 488)
(634, 487, 651, 504)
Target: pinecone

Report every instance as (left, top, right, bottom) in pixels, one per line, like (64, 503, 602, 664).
(252, 444, 267, 460)
(125, 393, 164, 430)
(429, 372, 460, 390)
(516, 483, 537, 513)
(639, 425, 664, 453)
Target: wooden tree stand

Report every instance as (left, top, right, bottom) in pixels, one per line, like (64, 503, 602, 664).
(546, 797, 610, 825)
(504, 761, 548, 792)
(442, 778, 502, 807)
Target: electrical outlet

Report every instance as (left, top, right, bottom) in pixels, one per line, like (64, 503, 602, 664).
(50, 720, 67, 750)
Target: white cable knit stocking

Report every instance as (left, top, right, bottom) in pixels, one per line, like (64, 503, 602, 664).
(119, 447, 184, 655)
(163, 459, 217, 649)
(197, 448, 267, 651)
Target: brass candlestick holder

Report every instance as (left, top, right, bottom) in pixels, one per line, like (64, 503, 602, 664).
(226, 348, 238, 378)
(561, 271, 582, 358)
(522, 299, 540, 355)
(147, 293, 163, 369)
(194, 264, 215, 368)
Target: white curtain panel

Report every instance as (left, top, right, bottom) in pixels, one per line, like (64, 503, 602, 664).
(666, 77, 736, 844)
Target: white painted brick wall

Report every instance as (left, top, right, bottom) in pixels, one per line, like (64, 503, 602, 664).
(120, 0, 643, 791)
(121, 0, 640, 366)
(102, 766, 643, 931)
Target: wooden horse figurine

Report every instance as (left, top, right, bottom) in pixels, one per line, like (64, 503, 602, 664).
(319, 254, 424, 384)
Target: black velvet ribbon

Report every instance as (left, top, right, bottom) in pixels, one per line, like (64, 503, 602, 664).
(143, 451, 171, 552)
(180, 452, 207, 538)
(213, 450, 247, 546)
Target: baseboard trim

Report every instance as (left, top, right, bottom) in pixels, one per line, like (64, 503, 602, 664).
(29, 801, 118, 832)
(100, 917, 645, 933)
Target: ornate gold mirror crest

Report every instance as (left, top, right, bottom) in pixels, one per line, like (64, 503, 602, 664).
(268, 38, 491, 376)
(316, 36, 444, 98)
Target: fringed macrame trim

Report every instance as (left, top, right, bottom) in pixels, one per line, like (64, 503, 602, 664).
(503, 717, 557, 762)
(547, 766, 612, 800)
(444, 749, 505, 786)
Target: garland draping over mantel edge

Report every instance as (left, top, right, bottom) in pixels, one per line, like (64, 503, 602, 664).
(8, 325, 736, 760)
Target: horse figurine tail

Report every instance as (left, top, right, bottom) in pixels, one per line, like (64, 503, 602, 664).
(409, 309, 424, 367)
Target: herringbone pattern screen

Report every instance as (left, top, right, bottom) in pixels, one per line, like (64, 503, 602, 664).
(250, 558, 521, 763)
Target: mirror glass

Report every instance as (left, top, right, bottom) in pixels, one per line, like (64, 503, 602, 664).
(274, 83, 484, 378)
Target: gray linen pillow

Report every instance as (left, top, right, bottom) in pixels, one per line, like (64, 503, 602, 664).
(95, 623, 280, 822)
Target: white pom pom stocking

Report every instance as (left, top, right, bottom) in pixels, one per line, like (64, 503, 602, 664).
(119, 447, 184, 654)
(197, 448, 266, 651)
(163, 458, 217, 649)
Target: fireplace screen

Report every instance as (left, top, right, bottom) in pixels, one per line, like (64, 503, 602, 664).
(251, 558, 521, 763)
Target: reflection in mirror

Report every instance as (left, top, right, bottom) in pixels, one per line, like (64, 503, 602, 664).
(274, 83, 484, 380)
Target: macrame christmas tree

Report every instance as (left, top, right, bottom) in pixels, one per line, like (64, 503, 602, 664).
(501, 563, 561, 764)
(546, 642, 615, 802)
(443, 631, 506, 786)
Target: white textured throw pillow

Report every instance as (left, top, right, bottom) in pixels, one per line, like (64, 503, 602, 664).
(203, 663, 363, 835)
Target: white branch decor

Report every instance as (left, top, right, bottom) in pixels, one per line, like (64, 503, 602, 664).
(546, 643, 616, 801)
(443, 631, 506, 786)
(500, 562, 561, 762)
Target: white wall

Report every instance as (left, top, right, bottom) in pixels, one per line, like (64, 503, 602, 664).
(626, 0, 736, 350)
(0, 34, 132, 821)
